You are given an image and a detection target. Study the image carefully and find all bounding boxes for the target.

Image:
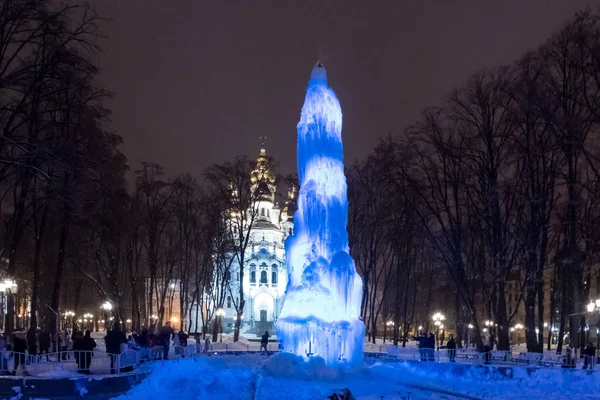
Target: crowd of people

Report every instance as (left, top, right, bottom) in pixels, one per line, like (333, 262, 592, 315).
(0, 326, 99, 375)
(416, 333, 456, 362)
(0, 320, 205, 375)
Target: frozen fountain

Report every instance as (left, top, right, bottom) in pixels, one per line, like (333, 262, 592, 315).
(276, 61, 365, 365)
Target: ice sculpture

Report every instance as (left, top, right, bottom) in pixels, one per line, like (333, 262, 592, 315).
(276, 61, 365, 365)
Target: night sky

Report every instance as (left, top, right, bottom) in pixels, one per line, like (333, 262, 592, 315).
(94, 0, 600, 181)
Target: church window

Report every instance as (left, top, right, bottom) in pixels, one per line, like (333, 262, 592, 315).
(227, 296, 232, 308)
(260, 270, 268, 284)
(267, 209, 270, 218)
(250, 265, 256, 284)
(261, 208, 265, 217)
(272, 265, 278, 285)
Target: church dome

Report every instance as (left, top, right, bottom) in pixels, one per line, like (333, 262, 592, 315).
(251, 143, 276, 201)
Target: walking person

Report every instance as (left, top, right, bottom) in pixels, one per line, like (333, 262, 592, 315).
(75, 330, 96, 374)
(26, 327, 37, 360)
(38, 329, 51, 361)
(139, 327, 150, 362)
(105, 322, 127, 374)
(11, 329, 27, 375)
(417, 333, 427, 361)
(159, 322, 174, 360)
(426, 333, 435, 361)
(260, 331, 270, 354)
(57, 329, 70, 361)
(0, 334, 8, 374)
(446, 336, 457, 362)
(583, 342, 596, 370)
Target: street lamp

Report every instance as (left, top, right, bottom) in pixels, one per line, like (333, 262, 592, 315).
(585, 300, 600, 350)
(83, 313, 93, 330)
(467, 324, 474, 348)
(216, 308, 226, 342)
(101, 302, 112, 331)
(484, 320, 495, 346)
(0, 279, 17, 332)
(513, 323, 523, 345)
(385, 320, 395, 342)
(432, 313, 445, 348)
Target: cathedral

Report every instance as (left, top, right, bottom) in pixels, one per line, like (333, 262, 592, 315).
(223, 143, 296, 336)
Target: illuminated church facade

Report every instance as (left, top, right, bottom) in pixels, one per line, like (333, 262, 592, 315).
(223, 144, 296, 335)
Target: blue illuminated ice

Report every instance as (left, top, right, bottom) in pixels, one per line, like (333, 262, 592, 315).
(276, 61, 365, 365)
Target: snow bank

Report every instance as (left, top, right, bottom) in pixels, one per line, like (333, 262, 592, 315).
(111, 356, 260, 400)
(112, 353, 600, 400)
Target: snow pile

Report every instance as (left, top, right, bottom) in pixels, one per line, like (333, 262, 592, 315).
(261, 352, 348, 381)
(111, 357, 259, 400)
(113, 353, 600, 400)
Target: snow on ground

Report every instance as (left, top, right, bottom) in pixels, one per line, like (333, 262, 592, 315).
(111, 352, 600, 400)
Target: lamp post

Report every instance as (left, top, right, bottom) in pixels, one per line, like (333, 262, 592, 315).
(585, 300, 600, 353)
(83, 313, 93, 331)
(385, 320, 394, 343)
(101, 302, 112, 331)
(589, 302, 600, 356)
(216, 308, 225, 342)
(468, 324, 474, 348)
(0, 279, 17, 333)
(432, 313, 445, 349)
(63, 311, 75, 330)
(511, 323, 523, 346)
(484, 320, 494, 347)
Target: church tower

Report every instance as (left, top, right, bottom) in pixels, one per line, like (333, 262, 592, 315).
(221, 140, 296, 336)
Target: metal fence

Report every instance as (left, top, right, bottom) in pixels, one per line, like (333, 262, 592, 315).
(0, 346, 166, 377)
(0, 341, 263, 377)
(379, 347, 599, 370)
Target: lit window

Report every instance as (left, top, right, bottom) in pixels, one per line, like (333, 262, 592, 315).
(272, 265, 278, 285)
(260, 270, 267, 284)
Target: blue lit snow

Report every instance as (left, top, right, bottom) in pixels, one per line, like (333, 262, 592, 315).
(275, 61, 365, 365)
(112, 354, 600, 400)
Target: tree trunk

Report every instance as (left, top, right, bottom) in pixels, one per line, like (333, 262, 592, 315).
(525, 279, 538, 352)
(30, 204, 48, 330)
(548, 266, 557, 351)
(49, 174, 71, 337)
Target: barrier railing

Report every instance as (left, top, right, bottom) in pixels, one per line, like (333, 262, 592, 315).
(2, 342, 594, 377)
(380, 346, 600, 371)
(0, 347, 168, 377)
